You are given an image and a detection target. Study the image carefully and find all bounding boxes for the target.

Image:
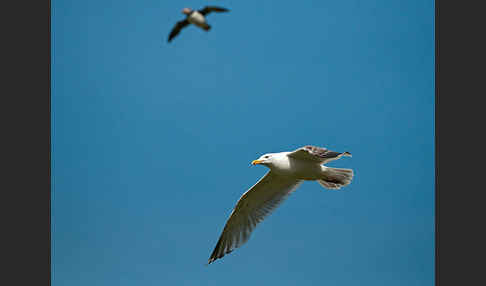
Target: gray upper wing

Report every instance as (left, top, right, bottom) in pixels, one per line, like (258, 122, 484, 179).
(208, 171, 301, 264)
(288, 145, 351, 164)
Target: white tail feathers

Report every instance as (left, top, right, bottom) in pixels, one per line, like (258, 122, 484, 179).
(318, 167, 354, 190)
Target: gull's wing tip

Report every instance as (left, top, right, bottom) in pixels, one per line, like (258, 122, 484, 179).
(343, 151, 352, 157)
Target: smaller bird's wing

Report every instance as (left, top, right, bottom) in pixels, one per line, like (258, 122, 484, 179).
(168, 19, 190, 42)
(198, 6, 230, 16)
(208, 171, 301, 264)
(288, 145, 351, 164)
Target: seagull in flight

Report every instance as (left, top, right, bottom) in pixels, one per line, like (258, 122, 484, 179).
(168, 6, 230, 43)
(208, 145, 354, 264)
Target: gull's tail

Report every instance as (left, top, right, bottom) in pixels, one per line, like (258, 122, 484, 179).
(202, 23, 211, 31)
(318, 167, 354, 190)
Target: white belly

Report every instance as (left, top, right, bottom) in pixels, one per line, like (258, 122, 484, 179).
(188, 12, 207, 27)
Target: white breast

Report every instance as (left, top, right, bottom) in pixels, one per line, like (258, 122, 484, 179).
(272, 153, 323, 180)
(188, 11, 207, 27)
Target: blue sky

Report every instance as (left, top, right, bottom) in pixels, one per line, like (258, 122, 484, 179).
(52, 1, 434, 285)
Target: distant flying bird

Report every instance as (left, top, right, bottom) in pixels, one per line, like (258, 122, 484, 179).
(207, 145, 354, 264)
(167, 6, 230, 43)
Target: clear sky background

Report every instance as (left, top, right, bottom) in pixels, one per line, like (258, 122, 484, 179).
(52, 1, 434, 285)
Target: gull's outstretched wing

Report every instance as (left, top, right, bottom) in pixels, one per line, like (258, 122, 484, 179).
(288, 145, 351, 164)
(208, 171, 301, 264)
(168, 19, 190, 42)
(198, 6, 230, 16)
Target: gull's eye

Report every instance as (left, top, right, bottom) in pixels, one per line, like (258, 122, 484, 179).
(264, 155, 269, 159)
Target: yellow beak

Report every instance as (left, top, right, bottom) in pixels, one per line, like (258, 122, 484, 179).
(251, 160, 263, 165)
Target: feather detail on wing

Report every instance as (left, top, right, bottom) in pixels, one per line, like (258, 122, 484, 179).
(288, 145, 351, 164)
(208, 171, 301, 264)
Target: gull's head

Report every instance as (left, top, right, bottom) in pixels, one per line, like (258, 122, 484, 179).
(182, 7, 192, 15)
(251, 153, 276, 167)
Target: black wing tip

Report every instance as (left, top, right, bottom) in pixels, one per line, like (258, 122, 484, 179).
(207, 236, 224, 265)
(207, 254, 221, 265)
(207, 244, 234, 265)
(343, 151, 352, 157)
(207, 251, 229, 265)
